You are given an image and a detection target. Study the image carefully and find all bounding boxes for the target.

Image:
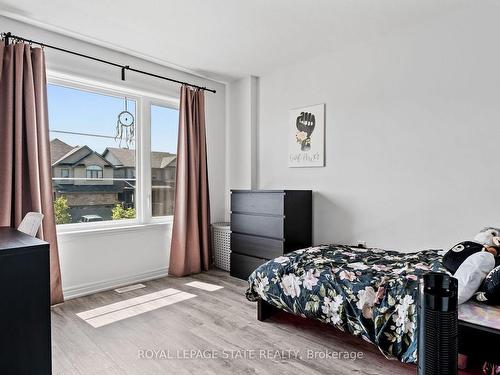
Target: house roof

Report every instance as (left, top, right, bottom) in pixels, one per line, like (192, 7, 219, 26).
(52, 145, 87, 166)
(51, 142, 175, 169)
(103, 147, 176, 169)
(50, 138, 75, 165)
(52, 144, 113, 167)
(152, 151, 176, 169)
(102, 147, 136, 168)
(71, 148, 114, 167)
(158, 154, 177, 168)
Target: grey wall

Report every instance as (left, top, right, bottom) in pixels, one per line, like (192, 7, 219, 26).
(254, 4, 500, 251)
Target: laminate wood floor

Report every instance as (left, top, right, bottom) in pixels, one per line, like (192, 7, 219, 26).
(52, 270, 416, 375)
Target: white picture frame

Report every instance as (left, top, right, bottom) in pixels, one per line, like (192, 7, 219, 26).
(288, 103, 325, 167)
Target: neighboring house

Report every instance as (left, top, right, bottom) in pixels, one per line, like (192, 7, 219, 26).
(101, 147, 136, 208)
(151, 151, 177, 216)
(49, 140, 176, 222)
(50, 139, 121, 222)
(103, 147, 176, 216)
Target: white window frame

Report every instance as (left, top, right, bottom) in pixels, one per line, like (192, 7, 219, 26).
(48, 71, 179, 233)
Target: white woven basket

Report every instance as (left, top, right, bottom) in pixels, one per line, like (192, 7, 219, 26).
(212, 222, 231, 271)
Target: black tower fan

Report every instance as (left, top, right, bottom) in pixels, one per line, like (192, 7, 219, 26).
(417, 272, 458, 375)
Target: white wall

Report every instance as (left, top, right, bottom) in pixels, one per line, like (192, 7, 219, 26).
(253, 4, 500, 252)
(225, 76, 259, 219)
(57, 225, 171, 299)
(226, 77, 258, 188)
(0, 16, 227, 298)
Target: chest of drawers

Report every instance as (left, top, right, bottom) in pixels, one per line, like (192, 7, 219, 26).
(230, 190, 312, 280)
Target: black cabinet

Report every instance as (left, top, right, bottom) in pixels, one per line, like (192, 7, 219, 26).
(0, 227, 51, 375)
(230, 190, 312, 280)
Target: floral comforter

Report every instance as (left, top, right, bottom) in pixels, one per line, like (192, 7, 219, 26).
(246, 244, 447, 363)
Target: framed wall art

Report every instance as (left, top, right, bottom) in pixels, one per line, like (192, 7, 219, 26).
(288, 103, 325, 167)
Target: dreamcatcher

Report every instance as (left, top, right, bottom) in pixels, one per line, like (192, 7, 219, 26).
(115, 97, 135, 148)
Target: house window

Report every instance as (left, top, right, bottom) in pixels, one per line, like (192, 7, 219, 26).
(48, 83, 137, 226)
(151, 105, 178, 217)
(86, 165, 103, 179)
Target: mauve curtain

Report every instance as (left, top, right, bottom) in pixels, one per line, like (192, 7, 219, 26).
(0, 42, 64, 305)
(169, 86, 211, 276)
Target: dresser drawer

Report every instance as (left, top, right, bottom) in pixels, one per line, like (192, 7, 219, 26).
(231, 213, 284, 239)
(231, 192, 284, 215)
(231, 233, 283, 259)
(230, 253, 268, 280)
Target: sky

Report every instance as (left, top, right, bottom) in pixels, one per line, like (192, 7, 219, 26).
(47, 84, 179, 156)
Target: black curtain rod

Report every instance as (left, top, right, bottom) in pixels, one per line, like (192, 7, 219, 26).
(1, 32, 216, 93)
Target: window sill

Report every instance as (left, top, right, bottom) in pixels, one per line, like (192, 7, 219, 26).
(56, 220, 173, 237)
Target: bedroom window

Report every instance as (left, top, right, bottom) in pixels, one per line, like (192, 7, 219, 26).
(48, 82, 138, 227)
(150, 105, 179, 217)
(47, 78, 179, 230)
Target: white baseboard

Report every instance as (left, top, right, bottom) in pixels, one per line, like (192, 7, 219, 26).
(62, 267, 169, 300)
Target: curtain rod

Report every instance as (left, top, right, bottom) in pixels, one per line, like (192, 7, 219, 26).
(1, 32, 216, 93)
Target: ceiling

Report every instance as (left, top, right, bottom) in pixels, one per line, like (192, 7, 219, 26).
(0, 0, 462, 82)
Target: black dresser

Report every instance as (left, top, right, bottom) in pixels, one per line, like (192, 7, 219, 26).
(230, 190, 312, 280)
(0, 227, 51, 375)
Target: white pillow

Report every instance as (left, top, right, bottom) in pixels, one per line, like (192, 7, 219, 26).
(454, 251, 495, 304)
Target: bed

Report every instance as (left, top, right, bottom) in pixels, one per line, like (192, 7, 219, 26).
(246, 244, 500, 365)
(246, 244, 448, 363)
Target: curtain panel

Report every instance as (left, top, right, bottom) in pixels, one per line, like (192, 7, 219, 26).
(0, 42, 64, 305)
(169, 85, 211, 276)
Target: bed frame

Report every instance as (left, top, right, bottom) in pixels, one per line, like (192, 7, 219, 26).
(257, 299, 280, 322)
(257, 300, 500, 364)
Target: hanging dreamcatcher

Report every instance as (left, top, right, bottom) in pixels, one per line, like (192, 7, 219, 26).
(115, 97, 135, 148)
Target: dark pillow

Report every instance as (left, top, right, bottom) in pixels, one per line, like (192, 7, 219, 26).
(477, 266, 500, 305)
(443, 241, 484, 274)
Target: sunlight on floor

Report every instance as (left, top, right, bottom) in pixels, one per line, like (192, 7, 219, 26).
(77, 288, 196, 328)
